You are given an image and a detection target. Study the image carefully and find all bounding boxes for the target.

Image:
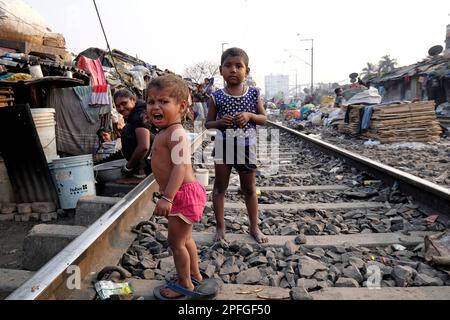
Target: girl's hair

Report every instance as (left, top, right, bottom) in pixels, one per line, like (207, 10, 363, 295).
(147, 74, 190, 104)
(221, 47, 250, 67)
(113, 88, 136, 102)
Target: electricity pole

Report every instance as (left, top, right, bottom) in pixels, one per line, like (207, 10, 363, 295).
(300, 38, 314, 95)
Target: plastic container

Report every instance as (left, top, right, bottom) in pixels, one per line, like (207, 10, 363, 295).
(29, 64, 43, 78)
(50, 155, 96, 210)
(195, 169, 209, 188)
(31, 108, 57, 162)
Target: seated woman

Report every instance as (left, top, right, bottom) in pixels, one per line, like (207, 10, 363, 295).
(113, 88, 155, 181)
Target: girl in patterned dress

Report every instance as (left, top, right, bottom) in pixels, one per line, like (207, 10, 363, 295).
(206, 48, 268, 244)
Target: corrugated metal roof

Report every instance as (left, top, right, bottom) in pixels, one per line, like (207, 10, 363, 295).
(0, 104, 59, 205)
(369, 56, 450, 83)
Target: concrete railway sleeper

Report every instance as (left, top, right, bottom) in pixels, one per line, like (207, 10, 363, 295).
(6, 124, 450, 300)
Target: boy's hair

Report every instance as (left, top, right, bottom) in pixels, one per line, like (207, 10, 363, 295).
(221, 47, 250, 67)
(113, 88, 136, 102)
(334, 88, 342, 95)
(147, 74, 190, 104)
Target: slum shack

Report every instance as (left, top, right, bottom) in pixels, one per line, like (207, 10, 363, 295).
(366, 53, 450, 133)
(338, 49, 449, 143)
(0, 1, 199, 221)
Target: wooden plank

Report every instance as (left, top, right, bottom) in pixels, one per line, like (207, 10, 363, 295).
(126, 280, 450, 301)
(205, 185, 349, 192)
(312, 286, 450, 300)
(28, 43, 67, 57)
(127, 280, 292, 300)
(191, 231, 435, 249)
(207, 201, 386, 211)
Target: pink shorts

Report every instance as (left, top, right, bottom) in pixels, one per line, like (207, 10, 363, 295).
(169, 181, 207, 225)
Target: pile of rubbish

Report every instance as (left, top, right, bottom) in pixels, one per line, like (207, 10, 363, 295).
(284, 103, 345, 131)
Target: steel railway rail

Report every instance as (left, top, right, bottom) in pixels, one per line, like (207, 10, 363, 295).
(7, 123, 450, 300)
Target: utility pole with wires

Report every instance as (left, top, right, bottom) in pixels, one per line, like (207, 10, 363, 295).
(298, 36, 314, 95)
(92, 0, 124, 83)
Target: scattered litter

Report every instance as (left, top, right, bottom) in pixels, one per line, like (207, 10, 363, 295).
(237, 288, 264, 295)
(95, 281, 133, 300)
(392, 244, 407, 251)
(257, 294, 290, 300)
(425, 215, 439, 225)
(364, 139, 381, 146)
(363, 180, 382, 187)
(379, 257, 390, 265)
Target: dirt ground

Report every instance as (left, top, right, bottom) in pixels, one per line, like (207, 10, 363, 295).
(0, 216, 75, 270)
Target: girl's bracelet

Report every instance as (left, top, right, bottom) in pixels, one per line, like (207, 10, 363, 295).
(161, 196, 173, 204)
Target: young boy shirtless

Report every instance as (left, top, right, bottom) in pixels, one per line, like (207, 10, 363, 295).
(147, 75, 210, 300)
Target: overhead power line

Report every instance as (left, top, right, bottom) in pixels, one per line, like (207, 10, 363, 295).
(92, 0, 124, 83)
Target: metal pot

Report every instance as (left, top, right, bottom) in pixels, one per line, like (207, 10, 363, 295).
(94, 159, 126, 183)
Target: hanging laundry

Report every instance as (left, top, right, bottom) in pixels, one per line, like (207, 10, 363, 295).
(73, 86, 113, 124)
(47, 87, 111, 156)
(77, 55, 110, 105)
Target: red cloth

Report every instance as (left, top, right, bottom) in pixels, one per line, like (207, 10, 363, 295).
(77, 56, 109, 105)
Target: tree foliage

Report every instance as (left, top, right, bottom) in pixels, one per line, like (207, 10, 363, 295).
(183, 61, 220, 84)
(378, 55, 398, 75)
(361, 62, 378, 79)
(361, 55, 398, 79)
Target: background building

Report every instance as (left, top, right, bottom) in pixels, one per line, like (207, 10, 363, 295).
(265, 74, 289, 100)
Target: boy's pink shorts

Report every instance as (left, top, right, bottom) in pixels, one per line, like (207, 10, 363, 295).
(169, 181, 206, 225)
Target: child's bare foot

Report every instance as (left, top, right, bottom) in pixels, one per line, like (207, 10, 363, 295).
(214, 228, 226, 242)
(191, 272, 203, 283)
(250, 227, 269, 244)
(159, 281, 195, 299)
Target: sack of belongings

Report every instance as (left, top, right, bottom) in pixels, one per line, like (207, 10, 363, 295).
(0, 0, 50, 45)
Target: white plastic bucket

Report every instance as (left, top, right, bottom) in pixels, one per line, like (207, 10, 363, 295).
(31, 108, 57, 162)
(50, 155, 96, 210)
(195, 169, 209, 188)
(29, 65, 43, 78)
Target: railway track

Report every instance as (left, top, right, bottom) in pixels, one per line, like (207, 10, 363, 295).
(7, 122, 450, 300)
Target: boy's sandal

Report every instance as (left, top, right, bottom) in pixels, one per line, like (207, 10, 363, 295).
(133, 174, 147, 179)
(153, 279, 220, 301)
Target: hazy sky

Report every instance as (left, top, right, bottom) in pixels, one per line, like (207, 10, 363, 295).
(22, 0, 450, 89)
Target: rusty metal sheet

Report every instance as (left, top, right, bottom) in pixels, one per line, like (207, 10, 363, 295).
(0, 104, 59, 204)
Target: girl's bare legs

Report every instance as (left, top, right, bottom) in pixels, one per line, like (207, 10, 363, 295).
(239, 171, 268, 244)
(160, 217, 194, 298)
(213, 164, 232, 241)
(186, 235, 202, 283)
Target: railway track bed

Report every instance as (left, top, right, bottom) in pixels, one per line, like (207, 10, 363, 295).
(6, 123, 450, 300)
